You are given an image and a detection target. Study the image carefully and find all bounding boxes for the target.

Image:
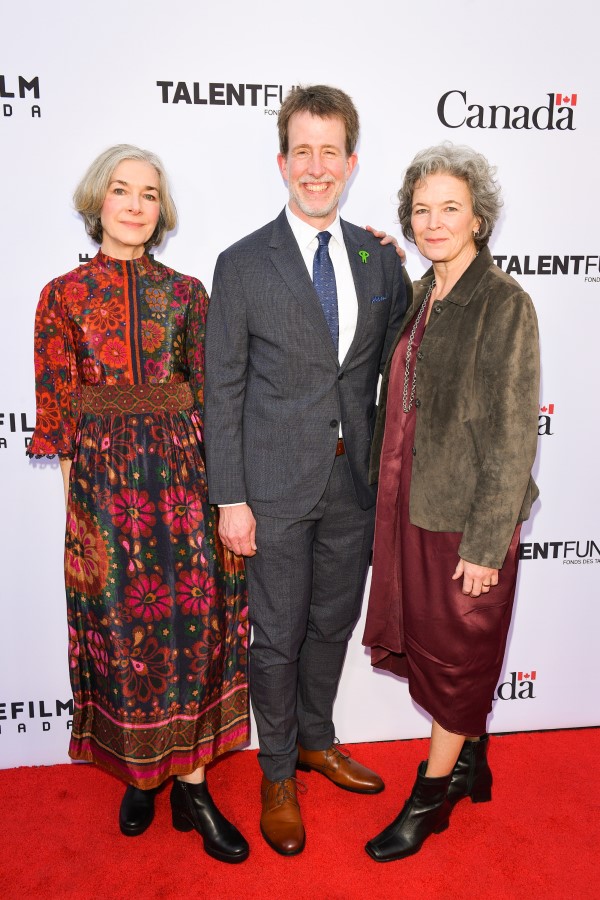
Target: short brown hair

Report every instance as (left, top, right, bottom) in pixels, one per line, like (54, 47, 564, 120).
(73, 144, 177, 249)
(278, 84, 360, 157)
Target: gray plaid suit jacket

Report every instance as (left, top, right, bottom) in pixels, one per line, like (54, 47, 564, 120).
(204, 208, 408, 517)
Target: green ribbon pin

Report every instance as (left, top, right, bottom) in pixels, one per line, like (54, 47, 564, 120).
(359, 250, 369, 264)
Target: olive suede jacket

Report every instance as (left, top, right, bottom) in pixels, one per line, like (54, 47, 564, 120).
(369, 247, 540, 569)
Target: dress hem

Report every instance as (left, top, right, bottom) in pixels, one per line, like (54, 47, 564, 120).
(68, 723, 251, 790)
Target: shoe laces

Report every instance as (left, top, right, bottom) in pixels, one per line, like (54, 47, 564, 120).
(268, 776, 307, 806)
(329, 737, 351, 761)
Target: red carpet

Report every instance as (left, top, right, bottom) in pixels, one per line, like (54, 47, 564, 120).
(0, 729, 597, 899)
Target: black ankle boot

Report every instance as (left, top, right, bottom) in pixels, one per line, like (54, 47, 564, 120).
(447, 734, 492, 807)
(365, 762, 451, 862)
(170, 779, 249, 863)
(119, 784, 156, 836)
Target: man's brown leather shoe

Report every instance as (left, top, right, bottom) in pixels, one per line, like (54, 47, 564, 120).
(297, 741, 384, 794)
(260, 776, 306, 856)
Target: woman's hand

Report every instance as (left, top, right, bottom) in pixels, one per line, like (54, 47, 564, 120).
(364, 225, 407, 264)
(452, 558, 498, 597)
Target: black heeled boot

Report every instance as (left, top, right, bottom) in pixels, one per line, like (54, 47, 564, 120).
(447, 734, 492, 807)
(170, 779, 249, 863)
(365, 762, 451, 862)
(119, 785, 157, 836)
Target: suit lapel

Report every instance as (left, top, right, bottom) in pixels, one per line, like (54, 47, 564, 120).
(383, 275, 430, 371)
(269, 210, 339, 364)
(341, 220, 372, 367)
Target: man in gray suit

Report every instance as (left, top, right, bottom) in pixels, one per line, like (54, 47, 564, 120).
(205, 85, 408, 856)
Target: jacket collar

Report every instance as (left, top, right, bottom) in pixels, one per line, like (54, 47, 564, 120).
(413, 245, 494, 308)
(269, 207, 363, 251)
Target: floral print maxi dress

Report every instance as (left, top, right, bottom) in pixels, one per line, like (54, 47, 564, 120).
(28, 250, 249, 788)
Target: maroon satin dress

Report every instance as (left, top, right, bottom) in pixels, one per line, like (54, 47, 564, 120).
(363, 307, 520, 736)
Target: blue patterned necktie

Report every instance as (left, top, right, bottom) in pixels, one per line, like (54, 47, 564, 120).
(313, 231, 339, 352)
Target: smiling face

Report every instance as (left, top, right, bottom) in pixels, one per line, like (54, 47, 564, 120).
(277, 111, 357, 229)
(100, 159, 161, 259)
(411, 172, 481, 268)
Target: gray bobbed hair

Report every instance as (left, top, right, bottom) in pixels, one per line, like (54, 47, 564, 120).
(73, 144, 177, 249)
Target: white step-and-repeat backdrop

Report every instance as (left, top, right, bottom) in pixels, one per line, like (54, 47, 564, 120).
(1, 1, 598, 769)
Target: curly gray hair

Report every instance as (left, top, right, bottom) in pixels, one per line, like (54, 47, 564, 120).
(398, 142, 503, 250)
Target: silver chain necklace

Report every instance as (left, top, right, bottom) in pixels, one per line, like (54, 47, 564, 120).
(402, 279, 436, 413)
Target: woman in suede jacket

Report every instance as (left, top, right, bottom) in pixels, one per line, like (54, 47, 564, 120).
(363, 143, 540, 863)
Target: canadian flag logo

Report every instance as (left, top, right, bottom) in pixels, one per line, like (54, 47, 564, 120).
(517, 671, 537, 681)
(556, 93, 577, 106)
(539, 403, 555, 414)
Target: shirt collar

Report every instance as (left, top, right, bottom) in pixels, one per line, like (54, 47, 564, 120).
(285, 204, 344, 251)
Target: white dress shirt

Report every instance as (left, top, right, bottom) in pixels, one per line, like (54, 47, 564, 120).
(285, 204, 358, 366)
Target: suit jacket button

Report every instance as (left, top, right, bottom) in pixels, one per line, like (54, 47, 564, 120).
(415, 399, 421, 408)
(412, 447, 417, 456)
(330, 419, 338, 428)
(337, 373, 343, 380)
(434, 305, 442, 314)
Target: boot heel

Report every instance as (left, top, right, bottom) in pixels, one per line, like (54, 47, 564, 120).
(171, 809, 194, 832)
(470, 764, 493, 803)
(433, 817, 450, 834)
(470, 786, 492, 803)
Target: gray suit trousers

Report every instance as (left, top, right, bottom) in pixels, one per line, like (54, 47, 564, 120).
(245, 453, 375, 782)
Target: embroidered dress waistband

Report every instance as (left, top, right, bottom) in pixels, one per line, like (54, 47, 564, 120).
(81, 382, 194, 415)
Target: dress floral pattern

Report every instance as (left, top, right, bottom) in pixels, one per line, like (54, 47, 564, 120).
(29, 251, 249, 788)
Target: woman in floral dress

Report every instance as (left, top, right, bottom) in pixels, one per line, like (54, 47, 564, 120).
(28, 145, 250, 863)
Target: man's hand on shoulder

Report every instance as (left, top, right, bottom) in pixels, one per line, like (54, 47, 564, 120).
(218, 503, 257, 557)
(364, 225, 407, 264)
